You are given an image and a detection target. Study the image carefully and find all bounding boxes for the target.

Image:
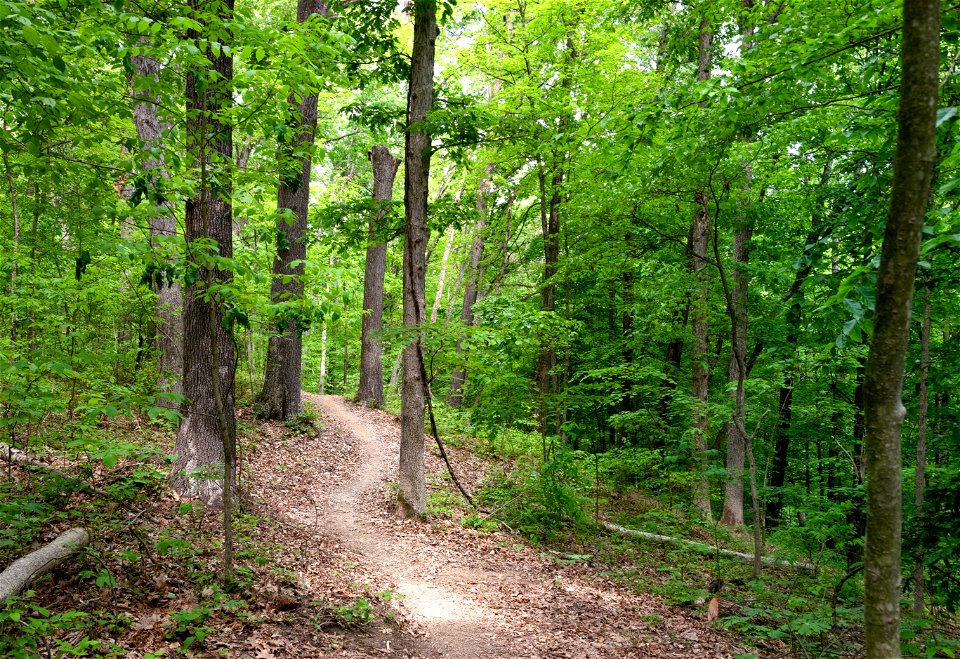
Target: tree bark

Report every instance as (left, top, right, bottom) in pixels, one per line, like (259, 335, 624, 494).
(257, 0, 330, 421)
(170, 0, 237, 509)
(2, 149, 19, 343)
(691, 189, 712, 522)
(356, 145, 399, 408)
(863, 2, 939, 655)
(535, 162, 562, 441)
(689, 16, 713, 522)
(398, 0, 437, 518)
(130, 45, 183, 406)
(913, 275, 931, 614)
(720, 204, 752, 527)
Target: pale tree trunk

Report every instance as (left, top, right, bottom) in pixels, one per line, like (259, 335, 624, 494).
(398, 0, 437, 518)
(690, 16, 713, 522)
(356, 145, 400, 408)
(720, 208, 752, 527)
(719, 1, 757, 529)
(130, 45, 183, 406)
(319, 320, 328, 394)
(863, 1, 939, 655)
(170, 0, 237, 512)
(691, 191, 712, 522)
(430, 225, 455, 323)
(257, 0, 330, 421)
(449, 174, 489, 406)
(444, 256, 467, 323)
(913, 275, 931, 614)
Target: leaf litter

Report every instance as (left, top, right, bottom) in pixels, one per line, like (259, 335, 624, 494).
(1, 395, 752, 657)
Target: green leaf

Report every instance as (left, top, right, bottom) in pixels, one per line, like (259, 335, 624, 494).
(21, 25, 41, 47)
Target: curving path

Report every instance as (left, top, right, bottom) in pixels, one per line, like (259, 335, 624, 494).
(281, 393, 743, 658)
(308, 394, 517, 657)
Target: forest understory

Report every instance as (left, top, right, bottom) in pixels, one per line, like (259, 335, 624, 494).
(2, 394, 923, 658)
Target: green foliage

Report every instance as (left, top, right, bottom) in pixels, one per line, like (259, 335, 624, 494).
(334, 597, 374, 626)
(479, 448, 589, 540)
(0, 594, 127, 658)
(165, 607, 213, 651)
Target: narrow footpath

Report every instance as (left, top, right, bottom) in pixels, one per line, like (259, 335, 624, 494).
(250, 394, 744, 658)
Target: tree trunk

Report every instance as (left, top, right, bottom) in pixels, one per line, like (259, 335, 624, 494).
(535, 162, 562, 441)
(689, 16, 713, 521)
(256, 0, 330, 421)
(863, 2, 939, 654)
(130, 45, 184, 407)
(2, 149, 19, 343)
(398, 0, 437, 518)
(913, 275, 931, 614)
(691, 189, 712, 522)
(430, 225, 455, 323)
(170, 0, 237, 509)
(356, 145, 399, 408)
(720, 207, 752, 527)
(767, 160, 833, 526)
(449, 177, 489, 406)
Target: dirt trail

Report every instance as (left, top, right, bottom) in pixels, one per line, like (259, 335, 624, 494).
(309, 394, 515, 657)
(285, 393, 743, 658)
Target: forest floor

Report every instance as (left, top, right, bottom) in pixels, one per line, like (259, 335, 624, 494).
(2, 394, 759, 658)
(239, 394, 750, 658)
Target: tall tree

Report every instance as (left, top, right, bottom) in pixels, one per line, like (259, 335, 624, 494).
(169, 0, 238, 508)
(690, 14, 713, 522)
(398, 0, 437, 518)
(130, 44, 183, 406)
(863, 0, 939, 654)
(913, 275, 932, 614)
(257, 0, 330, 420)
(356, 145, 399, 408)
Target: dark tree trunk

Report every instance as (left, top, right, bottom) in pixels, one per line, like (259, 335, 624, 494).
(170, 0, 237, 509)
(130, 44, 183, 406)
(767, 159, 832, 526)
(535, 164, 562, 442)
(619, 232, 636, 444)
(257, 0, 329, 421)
(356, 145, 400, 408)
(847, 357, 867, 568)
(913, 275, 931, 614)
(398, 0, 437, 518)
(863, 2, 939, 653)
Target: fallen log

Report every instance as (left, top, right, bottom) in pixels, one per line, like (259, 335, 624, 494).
(602, 521, 817, 572)
(0, 442, 32, 466)
(0, 528, 91, 602)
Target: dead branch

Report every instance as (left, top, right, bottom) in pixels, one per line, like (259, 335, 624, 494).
(602, 521, 817, 572)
